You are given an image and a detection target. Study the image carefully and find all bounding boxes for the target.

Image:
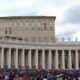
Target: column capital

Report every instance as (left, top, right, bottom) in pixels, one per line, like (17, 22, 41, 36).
(68, 48, 71, 51)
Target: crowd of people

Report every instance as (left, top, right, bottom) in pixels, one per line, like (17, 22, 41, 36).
(0, 68, 80, 80)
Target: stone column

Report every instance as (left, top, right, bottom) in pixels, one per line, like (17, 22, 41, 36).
(42, 50, 45, 69)
(8, 48, 11, 68)
(35, 49, 38, 69)
(28, 49, 31, 68)
(61, 50, 65, 69)
(21, 49, 25, 68)
(15, 48, 18, 69)
(68, 50, 72, 69)
(55, 50, 58, 69)
(1, 48, 4, 68)
(75, 50, 79, 70)
(48, 50, 52, 69)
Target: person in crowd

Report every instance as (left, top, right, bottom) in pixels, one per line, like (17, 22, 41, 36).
(43, 75, 47, 80)
(4, 74, 10, 80)
(48, 73, 55, 80)
(0, 68, 80, 80)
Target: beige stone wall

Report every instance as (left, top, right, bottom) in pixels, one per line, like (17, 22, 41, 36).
(0, 16, 56, 42)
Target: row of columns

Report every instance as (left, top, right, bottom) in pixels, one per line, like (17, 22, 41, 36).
(0, 48, 79, 70)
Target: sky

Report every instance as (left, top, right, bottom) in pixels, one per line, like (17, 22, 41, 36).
(0, 0, 80, 41)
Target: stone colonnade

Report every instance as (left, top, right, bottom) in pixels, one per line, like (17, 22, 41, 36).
(0, 47, 79, 70)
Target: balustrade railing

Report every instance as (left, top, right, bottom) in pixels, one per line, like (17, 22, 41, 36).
(0, 36, 80, 44)
(56, 37, 79, 42)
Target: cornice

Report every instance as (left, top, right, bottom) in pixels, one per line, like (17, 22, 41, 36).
(0, 16, 56, 20)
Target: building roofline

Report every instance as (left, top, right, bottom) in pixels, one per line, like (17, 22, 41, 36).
(0, 16, 56, 19)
